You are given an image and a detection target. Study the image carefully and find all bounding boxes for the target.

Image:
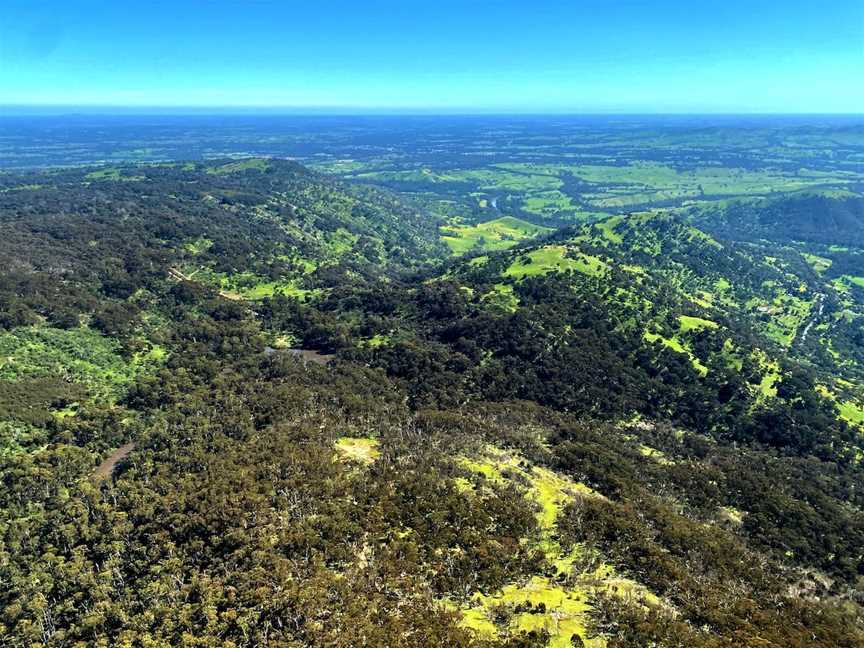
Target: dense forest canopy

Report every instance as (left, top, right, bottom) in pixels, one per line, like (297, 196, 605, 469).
(1, 152, 863, 647)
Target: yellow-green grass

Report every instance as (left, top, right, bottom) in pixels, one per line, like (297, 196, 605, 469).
(816, 385, 864, 427)
(504, 246, 607, 279)
(750, 292, 813, 347)
(1, 183, 45, 192)
(754, 352, 781, 400)
(467, 577, 597, 648)
(689, 291, 714, 309)
(644, 331, 686, 354)
(184, 237, 213, 255)
(802, 253, 832, 274)
(453, 446, 657, 648)
(644, 331, 707, 376)
(481, 283, 520, 312)
(334, 437, 380, 465)
(360, 334, 390, 349)
(84, 167, 145, 182)
(719, 506, 745, 526)
(359, 167, 563, 193)
(720, 338, 744, 372)
(686, 226, 723, 249)
(543, 162, 844, 202)
(132, 344, 168, 365)
(839, 401, 864, 426)
(639, 444, 674, 465)
(845, 276, 864, 289)
(440, 216, 553, 255)
(324, 228, 359, 257)
(595, 216, 624, 244)
(216, 272, 311, 300)
(521, 190, 576, 215)
(679, 315, 718, 333)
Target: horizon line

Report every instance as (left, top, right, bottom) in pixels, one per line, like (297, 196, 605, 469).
(2, 104, 864, 118)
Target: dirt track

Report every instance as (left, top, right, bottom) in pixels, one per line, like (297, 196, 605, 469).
(168, 267, 243, 301)
(94, 442, 136, 479)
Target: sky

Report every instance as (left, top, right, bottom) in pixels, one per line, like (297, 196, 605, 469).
(0, 0, 862, 113)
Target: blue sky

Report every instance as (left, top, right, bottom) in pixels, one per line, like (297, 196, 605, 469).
(1, 0, 862, 113)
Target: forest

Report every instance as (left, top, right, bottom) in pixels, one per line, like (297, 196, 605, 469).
(1, 158, 863, 647)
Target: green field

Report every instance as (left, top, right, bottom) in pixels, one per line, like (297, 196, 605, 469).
(504, 245, 607, 279)
(441, 216, 553, 255)
(206, 158, 270, 174)
(679, 315, 719, 333)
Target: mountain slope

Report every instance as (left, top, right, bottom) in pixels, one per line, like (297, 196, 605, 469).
(1, 163, 863, 647)
(688, 192, 864, 247)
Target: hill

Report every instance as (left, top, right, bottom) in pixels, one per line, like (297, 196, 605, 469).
(1, 162, 863, 647)
(689, 193, 864, 247)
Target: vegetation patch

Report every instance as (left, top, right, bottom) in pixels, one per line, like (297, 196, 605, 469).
(802, 253, 832, 274)
(453, 446, 654, 648)
(644, 331, 707, 376)
(678, 315, 718, 333)
(504, 246, 607, 279)
(440, 216, 553, 255)
(206, 158, 270, 174)
(184, 237, 213, 255)
(816, 385, 864, 427)
(0, 326, 138, 402)
(334, 437, 380, 465)
(481, 283, 520, 312)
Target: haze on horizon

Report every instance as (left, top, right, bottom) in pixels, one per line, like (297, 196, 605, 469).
(1, 0, 862, 114)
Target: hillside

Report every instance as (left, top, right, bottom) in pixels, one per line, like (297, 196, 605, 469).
(689, 193, 864, 247)
(1, 162, 863, 647)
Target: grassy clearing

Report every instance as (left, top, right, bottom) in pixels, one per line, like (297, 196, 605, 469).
(361, 167, 563, 193)
(85, 167, 145, 182)
(360, 334, 390, 349)
(85, 168, 121, 180)
(1, 183, 45, 192)
(504, 246, 607, 279)
(845, 276, 864, 289)
(595, 217, 624, 244)
(453, 446, 658, 647)
(184, 237, 213, 255)
(754, 352, 781, 400)
(324, 228, 359, 257)
(839, 400, 864, 426)
(334, 437, 380, 465)
(217, 272, 312, 300)
(548, 161, 846, 206)
(207, 158, 270, 174)
(644, 331, 707, 376)
(816, 385, 864, 427)
(644, 331, 686, 356)
(521, 190, 576, 216)
(802, 253, 832, 274)
(679, 315, 718, 333)
(482, 283, 520, 312)
(749, 291, 813, 347)
(132, 343, 168, 366)
(639, 444, 674, 465)
(440, 216, 553, 255)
